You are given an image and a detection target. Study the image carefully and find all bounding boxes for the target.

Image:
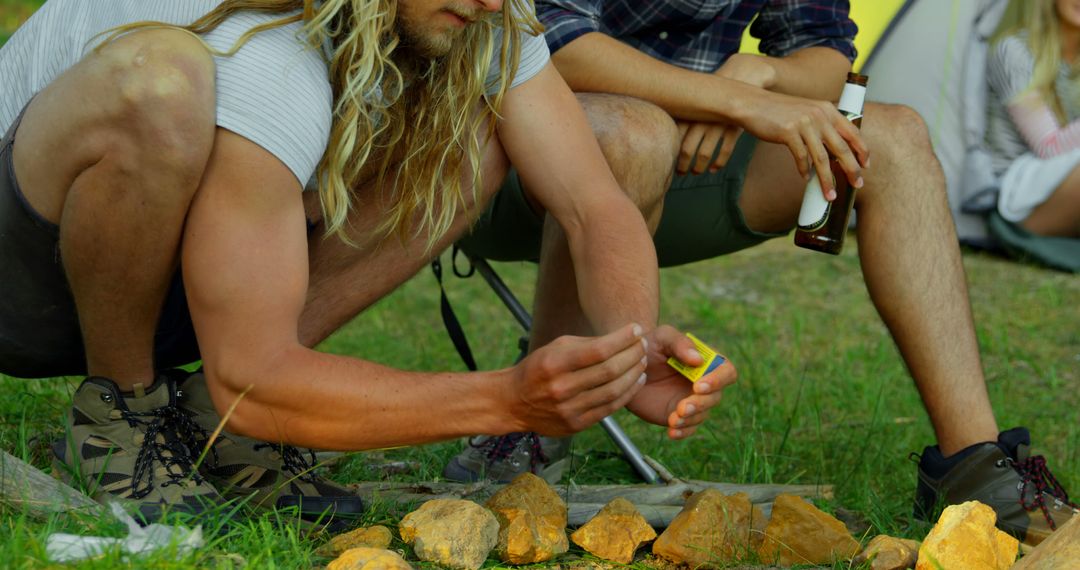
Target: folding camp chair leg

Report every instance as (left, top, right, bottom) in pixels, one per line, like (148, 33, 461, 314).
(469, 256, 661, 484)
(598, 415, 661, 484)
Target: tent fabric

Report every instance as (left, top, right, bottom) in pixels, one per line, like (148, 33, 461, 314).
(865, 0, 1079, 270)
(862, 0, 1005, 246)
(988, 213, 1080, 272)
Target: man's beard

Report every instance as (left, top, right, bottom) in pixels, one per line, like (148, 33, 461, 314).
(395, 17, 457, 59)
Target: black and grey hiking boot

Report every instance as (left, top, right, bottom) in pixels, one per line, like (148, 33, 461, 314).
(914, 427, 1077, 546)
(442, 432, 572, 484)
(175, 372, 364, 526)
(52, 375, 222, 522)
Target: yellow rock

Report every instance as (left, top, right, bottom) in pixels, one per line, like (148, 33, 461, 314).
(916, 501, 1018, 570)
(853, 535, 920, 570)
(317, 525, 394, 557)
(399, 498, 499, 570)
(1011, 512, 1080, 569)
(326, 547, 412, 570)
(570, 497, 657, 564)
(652, 489, 754, 567)
(757, 494, 860, 565)
(484, 472, 569, 564)
(750, 503, 768, 551)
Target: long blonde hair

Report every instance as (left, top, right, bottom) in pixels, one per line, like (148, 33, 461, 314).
(994, 0, 1079, 120)
(104, 0, 542, 248)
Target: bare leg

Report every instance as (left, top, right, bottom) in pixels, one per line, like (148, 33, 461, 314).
(1021, 164, 1080, 237)
(738, 102, 999, 456)
(529, 94, 679, 348)
(13, 30, 216, 389)
(298, 124, 511, 347)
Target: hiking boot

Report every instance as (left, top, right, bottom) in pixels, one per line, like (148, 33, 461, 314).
(914, 427, 1078, 546)
(442, 432, 572, 484)
(174, 371, 365, 525)
(52, 375, 221, 522)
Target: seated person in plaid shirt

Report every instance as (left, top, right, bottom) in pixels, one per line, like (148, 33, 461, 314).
(449, 0, 1076, 546)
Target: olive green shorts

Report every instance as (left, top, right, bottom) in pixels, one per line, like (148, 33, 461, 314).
(458, 134, 787, 267)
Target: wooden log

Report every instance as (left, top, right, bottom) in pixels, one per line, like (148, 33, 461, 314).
(349, 479, 828, 527)
(1, 450, 103, 516)
(567, 502, 775, 528)
(349, 480, 831, 506)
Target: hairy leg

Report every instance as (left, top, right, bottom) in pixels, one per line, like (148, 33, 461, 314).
(738, 102, 999, 455)
(298, 123, 511, 347)
(528, 94, 679, 348)
(1021, 163, 1080, 237)
(13, 30, 215, 388)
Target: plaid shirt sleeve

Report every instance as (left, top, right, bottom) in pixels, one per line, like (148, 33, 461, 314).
(535, 0, 605, 54)
(751, 0, 858, 62)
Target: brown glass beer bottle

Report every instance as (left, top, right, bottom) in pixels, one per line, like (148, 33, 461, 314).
(794, 73, 869, 255)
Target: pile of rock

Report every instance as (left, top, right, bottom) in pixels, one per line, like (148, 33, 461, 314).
(322, 473, 1078, 569)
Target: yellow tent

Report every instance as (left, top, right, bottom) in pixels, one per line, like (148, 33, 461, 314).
(741, 0, 908, 70)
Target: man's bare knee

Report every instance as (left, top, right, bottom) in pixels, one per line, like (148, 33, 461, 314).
(861, 103, 941, 201)
(15, 28, 217, 223)
(578, 93, 679, 210)
(92, 29, 217, 176)
(866, 102, 931, 147)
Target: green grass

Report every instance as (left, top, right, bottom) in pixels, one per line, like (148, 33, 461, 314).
(2, 238, 1077, 568)
(0, 1, 42, 47)
(1, 3, 1077, 567)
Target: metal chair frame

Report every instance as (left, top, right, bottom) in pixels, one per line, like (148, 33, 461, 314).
(435, 250, 660, 484)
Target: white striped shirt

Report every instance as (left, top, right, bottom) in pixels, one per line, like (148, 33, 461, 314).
(0, 1, 550, 187)
(985, 33, 1080, 176)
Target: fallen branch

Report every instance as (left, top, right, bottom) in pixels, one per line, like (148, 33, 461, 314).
(349, 480, 831, 527)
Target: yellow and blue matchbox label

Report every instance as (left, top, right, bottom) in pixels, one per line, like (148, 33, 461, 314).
(667, 333, 725, 382)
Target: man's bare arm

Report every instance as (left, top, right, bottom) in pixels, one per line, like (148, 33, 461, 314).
(496, 63, 659, 334)
(676, 47, 853, 173)
(495, 65, 739, 436)
(181, 128, 649, 450)
(721, 47, 852, 101)
(552, 32, 756, 123)
(551, 33, 867, 191)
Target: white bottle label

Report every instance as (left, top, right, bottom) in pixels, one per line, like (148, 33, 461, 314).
(797, 173, 830, 230)
(838, 85, 867, 116)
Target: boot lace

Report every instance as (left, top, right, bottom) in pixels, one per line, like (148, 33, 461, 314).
(120, 405, 209, 499)
(254, 443, 319, 483)
(1011, 455, 1079, 530)
(471, 432, 549, 473)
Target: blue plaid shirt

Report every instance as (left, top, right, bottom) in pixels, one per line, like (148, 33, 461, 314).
(536, 0, 857, 73)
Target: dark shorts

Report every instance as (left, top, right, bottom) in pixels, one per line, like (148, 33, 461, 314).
(0, 103, 200, 379)
(458, 134, 787, 267)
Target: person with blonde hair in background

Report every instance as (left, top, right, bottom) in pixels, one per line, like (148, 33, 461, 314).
(985, 0, 1080, 246)
(0, 0, 742, 523)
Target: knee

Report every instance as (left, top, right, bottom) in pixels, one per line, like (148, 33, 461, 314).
(93, 29, 216, 177)
(864, 102, 934, 163)
(580, 94, 679, 210)
(860, 103, 944, 200)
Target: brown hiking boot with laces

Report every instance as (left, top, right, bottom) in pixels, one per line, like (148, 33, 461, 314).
(914, 427, 1077, 546)
(52, 375, 222, 522)
(173, 371, 364, 526)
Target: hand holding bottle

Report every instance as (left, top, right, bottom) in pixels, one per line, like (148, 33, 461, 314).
(794, 73, 869, 255)
(733, 86, 868, 194)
